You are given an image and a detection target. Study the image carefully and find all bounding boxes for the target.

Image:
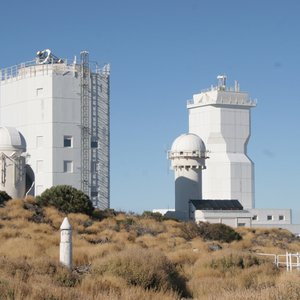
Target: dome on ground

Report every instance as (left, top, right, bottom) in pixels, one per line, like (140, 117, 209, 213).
(0, 127, 26, 151)
(171, 133, 206, 153)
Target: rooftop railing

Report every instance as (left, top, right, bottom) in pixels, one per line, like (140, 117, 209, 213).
(0, 59, 109, 82)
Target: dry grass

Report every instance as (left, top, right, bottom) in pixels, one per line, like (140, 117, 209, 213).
(1, 198, 300, 299)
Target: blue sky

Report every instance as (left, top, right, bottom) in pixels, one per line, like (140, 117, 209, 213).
(1, 1, 300, 221)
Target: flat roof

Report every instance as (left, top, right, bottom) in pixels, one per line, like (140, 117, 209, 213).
(190, 199, 243, 210)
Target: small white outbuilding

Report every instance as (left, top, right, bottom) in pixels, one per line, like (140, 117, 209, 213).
(0, 126, 27, 199)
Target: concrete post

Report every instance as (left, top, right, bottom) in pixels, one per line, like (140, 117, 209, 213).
(60, 217, 72, 269)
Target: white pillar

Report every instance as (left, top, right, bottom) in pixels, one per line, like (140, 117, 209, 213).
(60, 217, 72, 269)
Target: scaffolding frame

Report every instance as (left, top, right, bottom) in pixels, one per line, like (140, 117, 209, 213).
(80, 51, 110, 209)
(80, 51, 90, 196)
(97, 65, 110, 209)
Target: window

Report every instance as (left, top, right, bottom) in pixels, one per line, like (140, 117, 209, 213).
(36, 88, 43, 96)
(252, 215, 258, 221)
(64, 161, 73, 173)
(91, 141, 98, 148)
(238, 223, 246, 227)
(267, 215, 273, 221)
(64, 136, 73, 148)
(36, 160, 43, 173)
(36, 136, 44, 148)
(279, 215, 285, 221)
(91, 162, 97, 173)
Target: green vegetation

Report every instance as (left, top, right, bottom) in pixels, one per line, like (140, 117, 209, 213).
(36, 185, 94, 215)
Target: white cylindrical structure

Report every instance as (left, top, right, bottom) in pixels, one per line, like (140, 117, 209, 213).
(168, 133, 206, 220)
(0, 127, 26, 199)
(60, 217, 72, 269)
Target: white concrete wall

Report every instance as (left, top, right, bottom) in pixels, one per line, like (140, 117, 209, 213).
(0, 64, 81, 195)
(194, 210, 252, 227)
(52, 71, 81, 190)
(188, 90, 255, 209)
(250, 208, 292, 225)
(251, 224, 300, 234)
(174, 167, 202, 219)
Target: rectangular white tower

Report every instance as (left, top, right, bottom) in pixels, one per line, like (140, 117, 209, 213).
(187, 76, 256, 209)
(0, 50, 110, 209)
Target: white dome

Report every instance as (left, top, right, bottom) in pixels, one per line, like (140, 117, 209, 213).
(0, 127, 26, 151)
(171, 133, 206, 153)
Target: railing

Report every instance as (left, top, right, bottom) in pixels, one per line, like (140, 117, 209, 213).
(0, 59, 109, 82)
(167, 150, 208, 159)
(257, 252, 300, 271)
(187, 96, 257, 107)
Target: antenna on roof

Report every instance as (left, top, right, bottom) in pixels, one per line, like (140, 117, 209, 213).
(36, 49, 64, 65)
(217, 75, 227, 91)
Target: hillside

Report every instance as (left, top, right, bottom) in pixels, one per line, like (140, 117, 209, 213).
(1, 197, 300, 300)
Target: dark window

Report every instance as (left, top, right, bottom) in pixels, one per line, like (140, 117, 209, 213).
(63, 161, 73, 173)
(279, 215, 285, 221)
(64, 136, 73, 147)
(252, 215, 258, 221)
(91, 191, 98, 197)
(267, 215, 273, 221)
(91, 141, 98, 148)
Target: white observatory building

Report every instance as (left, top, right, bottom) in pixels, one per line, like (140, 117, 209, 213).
(168, 133, 207, 220)
(0, 50, 110, 209)
(0, 127, 27, 199)
(155, 75, 300, 232)
(187, 75, 255, 210)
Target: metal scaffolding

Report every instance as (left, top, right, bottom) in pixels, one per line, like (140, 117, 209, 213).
(80, 51, 110, 209)
(90, 65, 110, 209)
(80, 51, 90, 196)
(97, 65, 110, 209)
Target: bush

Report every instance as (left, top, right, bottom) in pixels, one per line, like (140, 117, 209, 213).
(180, 221, 202, 240)
(209, 253, 262, 273)
(198, 222, 242, 243)
(93, 247, 190, 297)
(180, 221, 242, 243)
(141, 211, 178, 222)
(92, 208, 118, 220)
(0, 191, 11, 206)
(142, 211, 166, 222)
(36, 185, 94, 215)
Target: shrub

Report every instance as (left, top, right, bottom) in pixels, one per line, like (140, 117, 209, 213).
(142, 211, 166, 222)
(198, 222, 242, 243)
(55, 267, 81, 287)
(92, 208, 121, 221)
(36, 185, 94, 215)
(93, 247, 190, 297)
(179, 221, 202, 240)
(141, 211, 178, 222)
(0, 190, 11, 206)
(180, 221, 242, 243)
(209, 253, 262, 273)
